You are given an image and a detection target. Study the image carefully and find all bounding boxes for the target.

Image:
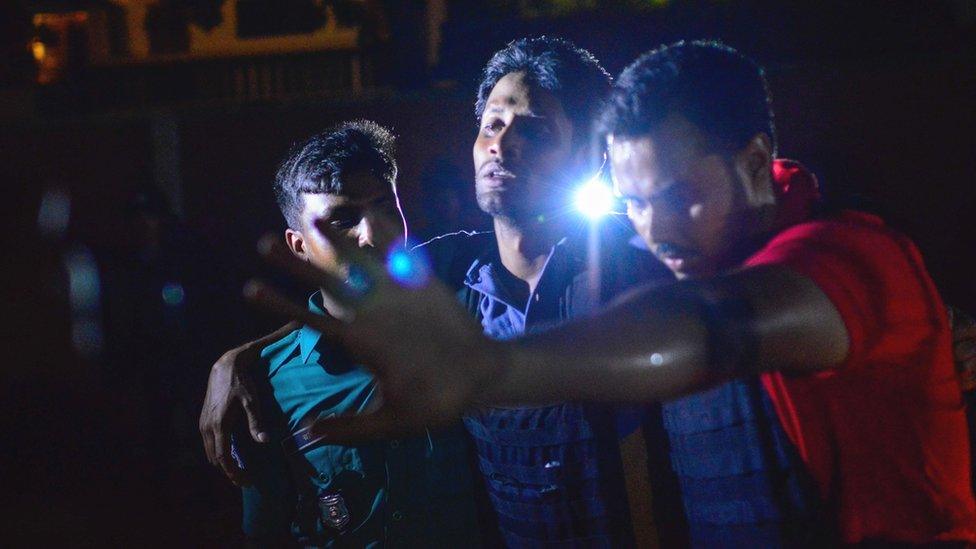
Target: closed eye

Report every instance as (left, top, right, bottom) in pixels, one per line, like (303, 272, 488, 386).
(329, 217, 360, 230)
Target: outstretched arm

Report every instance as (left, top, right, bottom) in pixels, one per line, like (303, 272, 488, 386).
(492, 265, 848, 404)
(246, 218, 849, 442)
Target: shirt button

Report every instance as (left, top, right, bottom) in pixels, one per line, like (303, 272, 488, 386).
(319, 472, 331, 483)
(389, 440, 400, 449)
(534, 293, 540, 302)
(392, 510, 404, 521)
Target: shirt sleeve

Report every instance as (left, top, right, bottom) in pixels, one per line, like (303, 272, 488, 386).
(745, 214, 946, 368)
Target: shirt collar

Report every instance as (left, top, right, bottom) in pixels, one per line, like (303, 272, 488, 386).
(464, 236, 572, 306)
(298, 291, 327, 364)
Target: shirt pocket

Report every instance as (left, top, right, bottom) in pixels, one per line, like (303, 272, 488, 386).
(302, 444, 385, 533)
(304, 443, 383, 488)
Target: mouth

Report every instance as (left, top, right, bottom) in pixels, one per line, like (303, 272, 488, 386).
(660, 256, 689, 271)
(654, 246, 699, 272)
(480, 165, 516, 187)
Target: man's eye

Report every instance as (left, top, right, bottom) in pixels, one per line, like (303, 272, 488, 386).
(482, 120, 502, 136)
(329, 218, 359, 230)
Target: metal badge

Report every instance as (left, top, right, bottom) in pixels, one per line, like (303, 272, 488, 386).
(318, 492, 351, 531)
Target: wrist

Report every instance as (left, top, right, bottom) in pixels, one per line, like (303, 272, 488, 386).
(218, 344, 259, 374)
(471, 339, 516, 406)
(476, 340, 538, 406)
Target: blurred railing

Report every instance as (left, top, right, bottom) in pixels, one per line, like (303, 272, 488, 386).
(39, 49, 368, 113)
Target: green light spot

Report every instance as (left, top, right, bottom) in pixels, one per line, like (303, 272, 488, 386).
(162, 282, 185, 306)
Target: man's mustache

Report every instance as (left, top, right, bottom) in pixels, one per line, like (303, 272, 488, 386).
(478, 161, 519, 178)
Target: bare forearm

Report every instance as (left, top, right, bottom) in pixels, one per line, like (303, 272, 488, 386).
(489, 284, 717, 404)
(485, 266, 847, 405)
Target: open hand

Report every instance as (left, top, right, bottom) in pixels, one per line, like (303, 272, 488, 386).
(199, 344, 270, 485)
(245, 214, 508, 443)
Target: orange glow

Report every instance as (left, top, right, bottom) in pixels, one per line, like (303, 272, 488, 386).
(31, 39, 46, 62)
(33, 11, 89, 27)
(31, 11, 90, 85)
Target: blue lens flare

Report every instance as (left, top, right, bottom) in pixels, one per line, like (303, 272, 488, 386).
(387, 244, 430, 288)
(346, 266, 371, 293)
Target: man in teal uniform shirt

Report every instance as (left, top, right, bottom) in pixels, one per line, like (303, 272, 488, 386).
(236, 120, 481, 547)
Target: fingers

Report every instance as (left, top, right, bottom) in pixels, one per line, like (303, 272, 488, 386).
(241, 396, 270, 444)
(257, 234, 355, 307)
(952, 325, 976, 345)
(956, 338, 976, 361)
(953, 325, 976, 368)
(244, 280, 349, 341)
(306, 405, 404, 445)
(959, 358, 976, 392)
(953, 322, 976, 390)
(213, 428, 246, 486)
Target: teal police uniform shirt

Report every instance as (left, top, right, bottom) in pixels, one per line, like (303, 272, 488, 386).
(240, 293, 481, 547)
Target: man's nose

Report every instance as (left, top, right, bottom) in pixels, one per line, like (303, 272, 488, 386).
(354, 217, 374, 248)
(489, 125, 524, 163)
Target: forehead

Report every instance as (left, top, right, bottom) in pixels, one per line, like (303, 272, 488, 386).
(484, 71, 569, 122)
(608, 115, 708, 194)
(300, 172, 393, 214)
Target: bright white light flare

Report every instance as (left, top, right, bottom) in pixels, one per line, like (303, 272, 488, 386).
(575, 179, 615, 219)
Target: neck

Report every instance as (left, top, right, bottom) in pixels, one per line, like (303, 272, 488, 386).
(492, 215, 561, 291)
(318, 289, 352, 322)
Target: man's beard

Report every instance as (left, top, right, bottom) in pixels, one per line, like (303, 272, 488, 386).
(476, 189, 515, 218)
(476, 187, 547, 226)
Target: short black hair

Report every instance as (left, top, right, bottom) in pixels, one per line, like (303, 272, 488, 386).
(475, 36, 612, 146)
(274, 120, 397, 230)
(599, 40, 777, 155)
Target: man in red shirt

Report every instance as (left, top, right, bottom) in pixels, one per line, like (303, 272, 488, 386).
(249, 40, 976, 544)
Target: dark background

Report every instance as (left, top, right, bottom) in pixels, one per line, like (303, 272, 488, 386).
(2, 0, 974, 545)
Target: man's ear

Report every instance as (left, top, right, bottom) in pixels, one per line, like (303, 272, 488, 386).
(734, 132, 774, 207)
(284, 229, 308, 261)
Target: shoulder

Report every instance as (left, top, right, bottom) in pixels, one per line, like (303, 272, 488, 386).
(749, 211, 946, 363)
(750, 210, 920, 268)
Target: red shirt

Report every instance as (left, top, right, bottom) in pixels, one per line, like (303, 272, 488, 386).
(746, 160, 976, 543)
